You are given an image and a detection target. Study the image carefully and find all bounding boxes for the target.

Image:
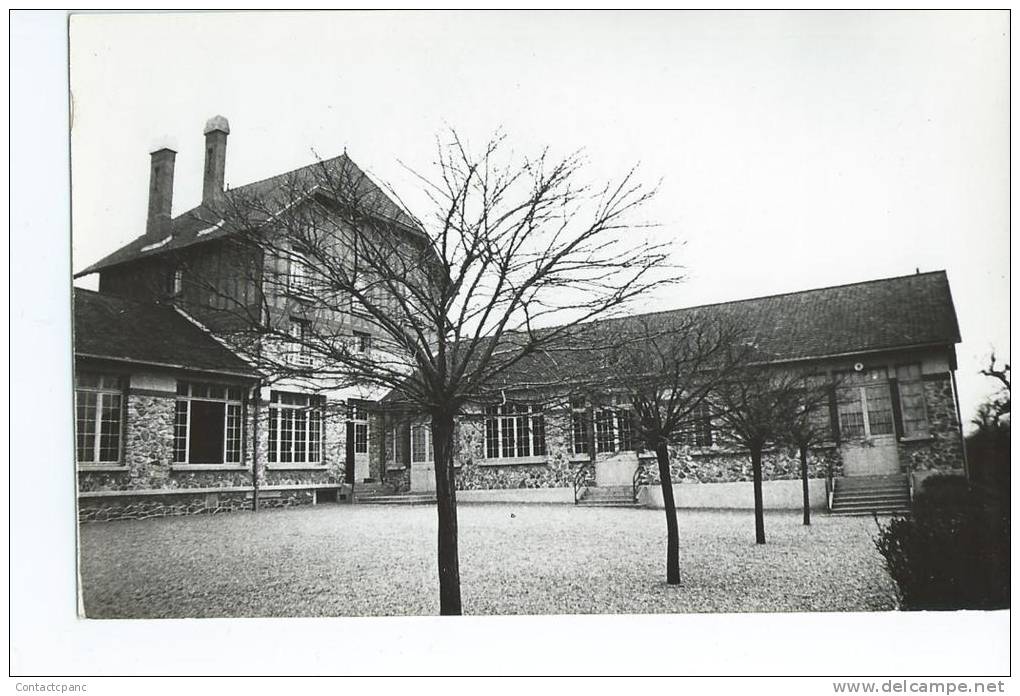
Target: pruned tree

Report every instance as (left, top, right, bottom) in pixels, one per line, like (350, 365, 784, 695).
(711, 359, 818, 544)
(602, 313, 748, 584)
(778, 374, 836, 526)
(185, 131, 674, 615)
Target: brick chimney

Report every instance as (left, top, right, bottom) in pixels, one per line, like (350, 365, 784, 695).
(146, 148, 176, 240)
(202, 115, 230, 206)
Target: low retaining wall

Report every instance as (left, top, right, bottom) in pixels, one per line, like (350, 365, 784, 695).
(78, 484, 349, 522)
(638, 479, 827, 510)
(456, 487, 574, 505)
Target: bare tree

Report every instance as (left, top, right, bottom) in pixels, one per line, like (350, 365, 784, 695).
(185, 132, 674, 615)
(710, 360, 815, 544)
(605, 313, 747, 584)
(779, 374, 836, 526)
(974, 351, 1011, 433)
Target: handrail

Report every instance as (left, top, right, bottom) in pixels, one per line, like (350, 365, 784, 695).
(825, 474, 833, 513)
(573, 460, 594, 505)
(632, 461, 644, 504)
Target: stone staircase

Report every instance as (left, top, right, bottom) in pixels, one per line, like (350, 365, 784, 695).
(354, 482, 436, 505)
(830, 474, 911, 516)
(576, 485, 640, 508)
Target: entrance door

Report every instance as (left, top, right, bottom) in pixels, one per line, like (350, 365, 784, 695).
(410, 461, 436, 493)
(349, 404, 371, 482)
(837, 369, 900, 476)
(409, 423, 436, 493)
(595, 451, 639, 487)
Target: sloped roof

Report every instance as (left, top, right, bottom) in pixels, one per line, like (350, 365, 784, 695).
(606, 270, 961, 363)
(74, 288, 257, 377)
(77, 153, 419, 276)
(386, 271, 962, 402)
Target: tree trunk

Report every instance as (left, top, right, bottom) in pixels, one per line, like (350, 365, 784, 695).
(431, 411, 462, 616)
(656, 442, 681, 585)
(800, 445, 811, 526)
(751, 447, 766, 544)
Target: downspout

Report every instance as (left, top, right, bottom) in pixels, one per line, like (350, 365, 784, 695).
(950, 369, 970, 481)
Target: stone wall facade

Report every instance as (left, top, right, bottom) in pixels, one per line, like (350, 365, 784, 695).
(381, 359, 965, 493)
(76, 360, 350, 521)
(896, 374, 965, 475)
(635, 444, 842, 486)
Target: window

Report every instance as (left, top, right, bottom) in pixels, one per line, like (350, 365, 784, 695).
(680, 402, 714, 448)
(288, 252, 309, 295)
(268, 391, 323, 464)
(896, 364, 929, 437)
(483, 403, 547, 460)
(595, 408, 616, 453)
(411, 423, 434, 463)
(75, 373, 124, 464)
(350, 404, 369, 454)
(571, 398, 589, 455)
(288, 317, 311, 366)
(572, 399, 636, 454)
(166, 267, 183, 296)
(353, 330, 372, 353)
(173, 382, 245, 464)
(804, 377, 834, 441)
(837, 368, 894, 440)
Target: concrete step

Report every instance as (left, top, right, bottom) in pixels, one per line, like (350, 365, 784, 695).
(836, 475, 908, 489)
(836, 495, 909, 506)
(831, 508, 910, 517)
(356, 494, 435, 505)
(576, 500, 640, 508)
(835, 493, 911, 503)
(832, 502, 913, 512)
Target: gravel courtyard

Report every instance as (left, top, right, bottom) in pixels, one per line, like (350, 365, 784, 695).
(79, 504, 897, 618)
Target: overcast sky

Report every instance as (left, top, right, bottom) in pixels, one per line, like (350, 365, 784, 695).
(69, 10, 1009, 426)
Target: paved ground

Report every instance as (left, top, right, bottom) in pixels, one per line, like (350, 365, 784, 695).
(78, 504, 897, 617)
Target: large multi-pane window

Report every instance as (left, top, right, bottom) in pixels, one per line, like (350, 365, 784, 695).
(571, 399, 634, 455)
(571, 398, 590, 455)
(268, 391, 323, 464)
(837, 368, 894, 439)
(75, 373, 124, 464)
(594, 408, 617, 453)
(484, 403, 547, 459)
(895, 364, 929, 438)
(173, 382, 244, 464)
(350, 404, 369, 454)
(410, 423, 434, 463)
(804, 376, 834, 441)
(679, 402, 714, 448)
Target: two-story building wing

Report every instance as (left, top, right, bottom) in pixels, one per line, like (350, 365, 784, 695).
(75, 116, 424, 519)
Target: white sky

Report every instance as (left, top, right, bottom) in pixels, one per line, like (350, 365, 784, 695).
(69, 10, 1009, 427)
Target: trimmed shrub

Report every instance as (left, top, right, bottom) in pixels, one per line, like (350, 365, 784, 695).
(874, 475, 1009, 610)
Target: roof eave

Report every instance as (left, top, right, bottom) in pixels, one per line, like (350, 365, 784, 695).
(75, 352, 261, 380)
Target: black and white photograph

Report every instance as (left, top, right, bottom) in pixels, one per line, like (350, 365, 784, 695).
(9, 8, 1011, 682)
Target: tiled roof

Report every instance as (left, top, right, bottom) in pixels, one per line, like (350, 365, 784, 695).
(606, 270, 961, 363)
(74, 288, 257, 377)
(387, 271, 962, 401)
(77, 153, 419, 276)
